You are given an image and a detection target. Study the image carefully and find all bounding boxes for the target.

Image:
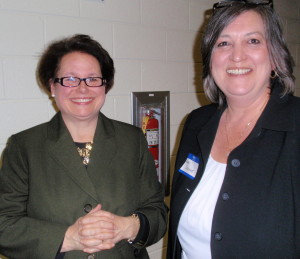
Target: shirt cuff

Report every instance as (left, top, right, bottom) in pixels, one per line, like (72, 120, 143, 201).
(129, 212, 149, 247)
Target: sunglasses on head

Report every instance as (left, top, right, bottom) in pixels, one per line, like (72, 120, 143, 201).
(213, 0, 273, 14)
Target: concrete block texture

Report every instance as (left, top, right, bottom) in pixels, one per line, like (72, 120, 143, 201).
(0, 0, 299, 258)
(0, 12, 44, 56)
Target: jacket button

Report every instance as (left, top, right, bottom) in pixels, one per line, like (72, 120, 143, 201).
(214, 232, 223, 241)
(231, 159, 240, 167)
(84, 204, 92, 213)
(87, 254, 95, 259)
(222, 192, 230, 201)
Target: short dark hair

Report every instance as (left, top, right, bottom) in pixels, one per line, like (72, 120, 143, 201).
(201, 3, 295, 105)
(37, 34, 115, 94)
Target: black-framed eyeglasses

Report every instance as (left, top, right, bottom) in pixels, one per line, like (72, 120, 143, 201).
(213, 0, 273, 14)
(54, 76, 106, 88)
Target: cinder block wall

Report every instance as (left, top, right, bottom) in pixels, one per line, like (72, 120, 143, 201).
(0, 0, 299, 258)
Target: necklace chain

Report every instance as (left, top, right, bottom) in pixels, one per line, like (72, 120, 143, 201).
(77, 141, 93, 165)
(224, 112, 254, 155)
(224, 96, 269, 156)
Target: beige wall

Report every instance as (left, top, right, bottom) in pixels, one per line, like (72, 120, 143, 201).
(0, 0, 299, 258)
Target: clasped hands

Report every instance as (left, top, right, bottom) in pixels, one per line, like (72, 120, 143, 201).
(61, 204, 140, 254)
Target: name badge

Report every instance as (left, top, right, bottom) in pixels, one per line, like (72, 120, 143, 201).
(179, 153, 200, 180)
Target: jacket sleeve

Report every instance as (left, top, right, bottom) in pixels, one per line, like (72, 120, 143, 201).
(132, 130, 168, 249)
(0, 136, 68, 259)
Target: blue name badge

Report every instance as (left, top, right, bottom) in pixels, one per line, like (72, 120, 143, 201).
(179, 153, 200, 180)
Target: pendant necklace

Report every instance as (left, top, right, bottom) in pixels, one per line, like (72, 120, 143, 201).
(224, 95, 269, 156)
(77, 141, 93, 165)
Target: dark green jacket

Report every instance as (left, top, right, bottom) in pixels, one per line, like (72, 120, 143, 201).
(0, 112, 167, 259)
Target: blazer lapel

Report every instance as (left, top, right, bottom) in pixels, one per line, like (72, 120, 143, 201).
(47, 113, 99, 201)
(172, 107, 223, 218)
(197, 108, 223, 166)
(86, 113, 116, 191)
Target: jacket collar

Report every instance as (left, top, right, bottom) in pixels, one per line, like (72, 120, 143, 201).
(46, 112, 116, 201)
(259, 82, 295, 132)
(196, 82, 296, 164)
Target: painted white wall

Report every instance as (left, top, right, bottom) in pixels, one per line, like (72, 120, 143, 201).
(0, 0, 299, 258)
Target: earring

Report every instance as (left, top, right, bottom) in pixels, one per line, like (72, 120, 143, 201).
(51, 94, 55, 97)
(270, 70, 278, 79)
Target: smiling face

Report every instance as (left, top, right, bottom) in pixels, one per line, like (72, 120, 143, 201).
(50, 51, 106, 124)
(211, 10, 273, 103)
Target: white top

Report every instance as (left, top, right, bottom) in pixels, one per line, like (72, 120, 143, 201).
(177, 155, 226, 259)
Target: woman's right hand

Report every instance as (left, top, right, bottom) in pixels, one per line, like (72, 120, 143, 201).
(61, 204, 116, 253)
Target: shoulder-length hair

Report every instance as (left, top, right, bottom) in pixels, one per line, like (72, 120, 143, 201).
(201, 4, 295, 106)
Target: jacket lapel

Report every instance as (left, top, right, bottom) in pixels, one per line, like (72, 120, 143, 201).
(197, 108, 223, 167)
(172, 107, 223, 217)
(47, 113, 99, 201)
(86, 113, 117, 193)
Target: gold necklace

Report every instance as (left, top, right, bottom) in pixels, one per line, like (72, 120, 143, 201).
(224, 96, 269, 156)
(224, 112, 254, 156)
(77, 141, 93, 165)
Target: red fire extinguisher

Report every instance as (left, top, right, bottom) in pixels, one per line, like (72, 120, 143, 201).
(142, 109, 159, 169)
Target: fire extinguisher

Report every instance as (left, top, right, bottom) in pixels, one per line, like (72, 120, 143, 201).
(142, 109, 159, 169)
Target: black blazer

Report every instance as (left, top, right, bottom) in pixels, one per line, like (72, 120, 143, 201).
(168, 83, 300, 258)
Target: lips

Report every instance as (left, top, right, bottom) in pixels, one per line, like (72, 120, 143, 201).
(227, 68, 251, 75)
(71, 98, 93, 103)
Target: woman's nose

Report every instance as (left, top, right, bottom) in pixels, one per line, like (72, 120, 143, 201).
(230, 44, 246, 62)
(77, 80, 89, 92)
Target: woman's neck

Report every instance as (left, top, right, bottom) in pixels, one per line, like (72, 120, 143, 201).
(225, 90, 270, 122)
(62, 115, 98, 143)
(211, 90, 270, 163)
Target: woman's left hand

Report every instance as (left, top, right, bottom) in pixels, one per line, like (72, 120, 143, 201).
(79, 205, 140, 253)
(107, 214, 140, 244)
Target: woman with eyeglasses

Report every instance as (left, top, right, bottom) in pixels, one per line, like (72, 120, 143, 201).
(0, 34, 167, 258)
(168, 1, 299, 258)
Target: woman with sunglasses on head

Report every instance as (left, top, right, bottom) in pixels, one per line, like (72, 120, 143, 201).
(168, 1, 299, 258)
(0, 34, 167, 259)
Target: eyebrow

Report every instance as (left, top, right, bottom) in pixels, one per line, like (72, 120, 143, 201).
(218, 31, 265, 38)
